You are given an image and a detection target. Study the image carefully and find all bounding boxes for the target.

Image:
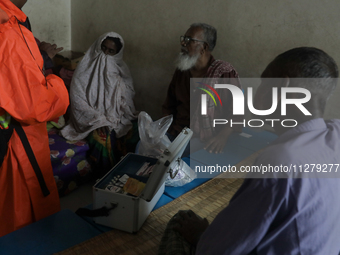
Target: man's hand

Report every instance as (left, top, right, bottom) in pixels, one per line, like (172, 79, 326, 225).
(39, 42, 63, 59)
(173, 210, 209, 246)
(204, 126, 233, 153)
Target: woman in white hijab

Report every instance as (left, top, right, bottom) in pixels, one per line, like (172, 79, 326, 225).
(61, 32, 138, 141)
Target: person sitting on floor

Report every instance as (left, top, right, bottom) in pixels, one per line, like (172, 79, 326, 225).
(162, 23, 242, 154)
(158, 47, 340, 254)
(61, 32, 139, 175)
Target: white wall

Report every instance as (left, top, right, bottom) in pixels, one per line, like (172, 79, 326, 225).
(70, 0, 340, 120)
(22, 0, 71, 50)
(22, 0, 340, 120)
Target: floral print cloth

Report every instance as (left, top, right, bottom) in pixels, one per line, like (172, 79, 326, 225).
(48, 128, 92, 197)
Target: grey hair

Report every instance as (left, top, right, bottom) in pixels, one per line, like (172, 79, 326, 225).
(190, 23, 217, 51)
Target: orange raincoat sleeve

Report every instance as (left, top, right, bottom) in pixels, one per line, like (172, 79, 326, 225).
(0, 2, 69, 123)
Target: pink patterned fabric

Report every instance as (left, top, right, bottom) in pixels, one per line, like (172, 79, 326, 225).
(191, 59, 242, 141)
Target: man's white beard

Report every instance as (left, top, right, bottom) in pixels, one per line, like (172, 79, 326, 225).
(175, 52, 200, 71)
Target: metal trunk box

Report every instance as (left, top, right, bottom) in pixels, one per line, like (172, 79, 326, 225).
(92, 128, 192, 233)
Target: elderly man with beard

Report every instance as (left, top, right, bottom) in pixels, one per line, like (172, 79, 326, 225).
(162, 23, 242, 154)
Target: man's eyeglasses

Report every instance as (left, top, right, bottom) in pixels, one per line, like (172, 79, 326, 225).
(180, 36, 206, 46)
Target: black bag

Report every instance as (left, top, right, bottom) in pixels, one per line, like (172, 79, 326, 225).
(0, 126, 13, 168)
(0, 120, 50, 196)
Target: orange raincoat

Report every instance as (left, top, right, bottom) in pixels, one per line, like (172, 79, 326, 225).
(0, 0, 69, 237)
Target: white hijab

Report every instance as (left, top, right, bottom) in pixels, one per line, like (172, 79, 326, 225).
(61, 32, 138, 140)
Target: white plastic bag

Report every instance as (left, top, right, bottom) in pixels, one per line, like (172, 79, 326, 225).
(165, 158, 197, 187)
(137, 112, 196, 187)
(138, 111, 173, 157)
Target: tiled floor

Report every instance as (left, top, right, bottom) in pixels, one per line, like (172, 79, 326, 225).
(60, 181, 94, 212)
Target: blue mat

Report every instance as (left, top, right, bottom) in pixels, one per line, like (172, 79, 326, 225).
(227, 127, 277, 152)
(153, 194, 174, 210)
(190, 143, 255, 172)
(0, 210, 101, 255)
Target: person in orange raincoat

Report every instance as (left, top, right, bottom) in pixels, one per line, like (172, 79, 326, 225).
(0, 0, 69, 237)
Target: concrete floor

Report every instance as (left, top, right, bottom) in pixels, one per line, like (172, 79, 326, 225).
(59, 181, 94, 212)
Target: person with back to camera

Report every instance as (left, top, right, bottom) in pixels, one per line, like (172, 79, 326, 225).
(159, 47, 340, 255)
